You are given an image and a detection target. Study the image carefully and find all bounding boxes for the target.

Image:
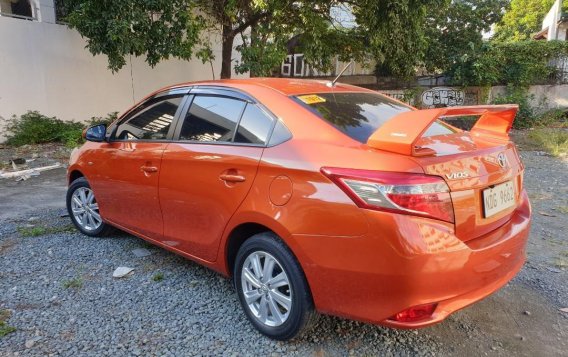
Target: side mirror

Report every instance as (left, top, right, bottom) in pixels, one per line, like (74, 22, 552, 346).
(84, 124, 107, 142)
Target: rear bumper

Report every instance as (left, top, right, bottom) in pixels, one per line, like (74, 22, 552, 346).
(288, 190, 531, 327)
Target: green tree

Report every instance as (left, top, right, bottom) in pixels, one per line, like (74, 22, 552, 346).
(358, 0, 446, 78)
(63, 0, 443, 79)
(493, 0, 555, 42)
(422, 0, 506, 74)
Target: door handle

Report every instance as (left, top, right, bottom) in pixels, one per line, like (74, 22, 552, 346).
(141, 165, 158, 173)
(219, 174, 246, 182)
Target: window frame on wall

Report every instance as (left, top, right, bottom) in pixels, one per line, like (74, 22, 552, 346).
(0, 0, 36, 21)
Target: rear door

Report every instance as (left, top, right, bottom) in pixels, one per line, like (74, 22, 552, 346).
(159, 88, 275, 261)
(91, 90, 187, 238)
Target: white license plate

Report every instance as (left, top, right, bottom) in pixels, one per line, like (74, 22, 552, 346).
(482, 181, 516, 218)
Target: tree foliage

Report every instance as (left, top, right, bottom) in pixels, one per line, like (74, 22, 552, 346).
(422, 0, 506, 73)
(374, 0, 506, 77)
(63, 0, 443, 78)
(493, 0, 555, 42)
(353, 1, 437, 77)
(446, 40, 568, 86)
(64, 0, 207, 71)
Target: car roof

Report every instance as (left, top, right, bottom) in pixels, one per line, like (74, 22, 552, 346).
(118, 78, 380, 122)
(167, 78, 372, 96)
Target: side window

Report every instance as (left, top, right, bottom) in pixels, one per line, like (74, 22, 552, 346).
(179, 96, 246, 142)
(268, 120, 293, 146)
(234, 105, 273, 145)
(114, 95, 182, 141)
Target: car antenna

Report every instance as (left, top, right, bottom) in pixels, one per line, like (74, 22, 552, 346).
(327, 61, 354, 87)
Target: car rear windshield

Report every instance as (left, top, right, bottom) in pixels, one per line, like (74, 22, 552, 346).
(292, 92, 455, 143)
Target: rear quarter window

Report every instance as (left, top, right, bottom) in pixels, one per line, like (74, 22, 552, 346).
(292, 92, 455, 143)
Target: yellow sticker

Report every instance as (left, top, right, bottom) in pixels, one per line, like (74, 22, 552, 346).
(297, 94, 326, 105)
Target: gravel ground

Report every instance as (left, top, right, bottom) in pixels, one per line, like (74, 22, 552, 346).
(0, 150, 567, 356)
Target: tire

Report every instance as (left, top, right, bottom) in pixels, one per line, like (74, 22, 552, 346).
(234, 232, 318, 340)
(66, 177, 114, 237)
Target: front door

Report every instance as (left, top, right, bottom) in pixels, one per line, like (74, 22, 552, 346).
(91, 92, 186, 239)
(159, 91, 275, 261)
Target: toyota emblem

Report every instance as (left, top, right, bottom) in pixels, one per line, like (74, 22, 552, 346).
(497, 153, 508, 168)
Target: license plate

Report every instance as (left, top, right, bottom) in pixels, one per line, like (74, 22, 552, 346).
(482, 181, 516, 218)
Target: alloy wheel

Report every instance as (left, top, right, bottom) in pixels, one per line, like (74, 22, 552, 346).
(70, 187, 102, 231)
(241, 251, 292, 327)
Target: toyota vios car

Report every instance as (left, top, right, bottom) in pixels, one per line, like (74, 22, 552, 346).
(67, 78, 531, 340)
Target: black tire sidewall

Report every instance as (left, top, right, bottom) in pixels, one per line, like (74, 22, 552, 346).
(234, 232, 313, 341)
(66, 177, 108, 237)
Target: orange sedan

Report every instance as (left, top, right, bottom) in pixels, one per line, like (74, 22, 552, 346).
(67, 78, 531, 340)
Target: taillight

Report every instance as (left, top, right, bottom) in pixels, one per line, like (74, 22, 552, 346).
(389, 303, 438, 322)
(321, 167, 454, 223)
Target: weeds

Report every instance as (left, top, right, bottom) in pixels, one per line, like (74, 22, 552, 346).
(17, 226, 47, 237)
(152, 272, 164, 282)
(62, 277, 84, 289)
(554, 258, 568, 269)
(527, 129, 568, 157)
(536, 109, 568, 128)
(0, 310, 16, 338)
(17, 225, 75, 237)
(491, 88, 535, 129)
(0, 322, 16, 338)
(3, 111, 118, 148)
(4, 111, 84, 147)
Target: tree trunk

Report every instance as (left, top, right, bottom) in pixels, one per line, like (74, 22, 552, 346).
(249, 24, 258, 77)
(221, 24, 234, 79)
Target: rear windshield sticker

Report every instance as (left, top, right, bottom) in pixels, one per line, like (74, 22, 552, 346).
(297, 94, 326, 105)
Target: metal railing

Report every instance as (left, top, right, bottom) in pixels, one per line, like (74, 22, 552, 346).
(548, 56, 568, 83)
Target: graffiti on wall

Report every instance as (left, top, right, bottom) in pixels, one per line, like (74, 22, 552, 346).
(281, 54, 348, 77)
(421, 87, 465, 108)
(282, 53, 333, 77)
(382, 87, 480, 108)
(281, 54, 306, 77)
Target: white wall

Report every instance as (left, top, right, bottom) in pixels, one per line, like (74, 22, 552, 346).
(490, 84, 568, 113)
(380, 85, 568, 113)
(0, 15, 247, 140)
(541, 0, 564, 40)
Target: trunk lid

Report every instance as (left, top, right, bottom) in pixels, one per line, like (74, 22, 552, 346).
(413, 132, 523, 241)
(367, 105, 524, 242)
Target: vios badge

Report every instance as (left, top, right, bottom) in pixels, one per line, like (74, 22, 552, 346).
(446, 172, 469, 180)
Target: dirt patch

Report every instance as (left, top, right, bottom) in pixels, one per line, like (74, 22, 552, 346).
(0, 143, 71, 171)
(427, 283, 567, 356)
(0, 239, 17, 256)
(0, 167, 67, 221)
(0, 143, 69, 220)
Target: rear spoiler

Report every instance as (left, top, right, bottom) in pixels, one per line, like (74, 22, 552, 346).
(366, 105, 518, 156)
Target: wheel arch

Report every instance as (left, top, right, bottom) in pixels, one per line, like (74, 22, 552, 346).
(68, 169, 85, 185)
(225, 222, 274, 277)
(221, 212, 295, 277)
